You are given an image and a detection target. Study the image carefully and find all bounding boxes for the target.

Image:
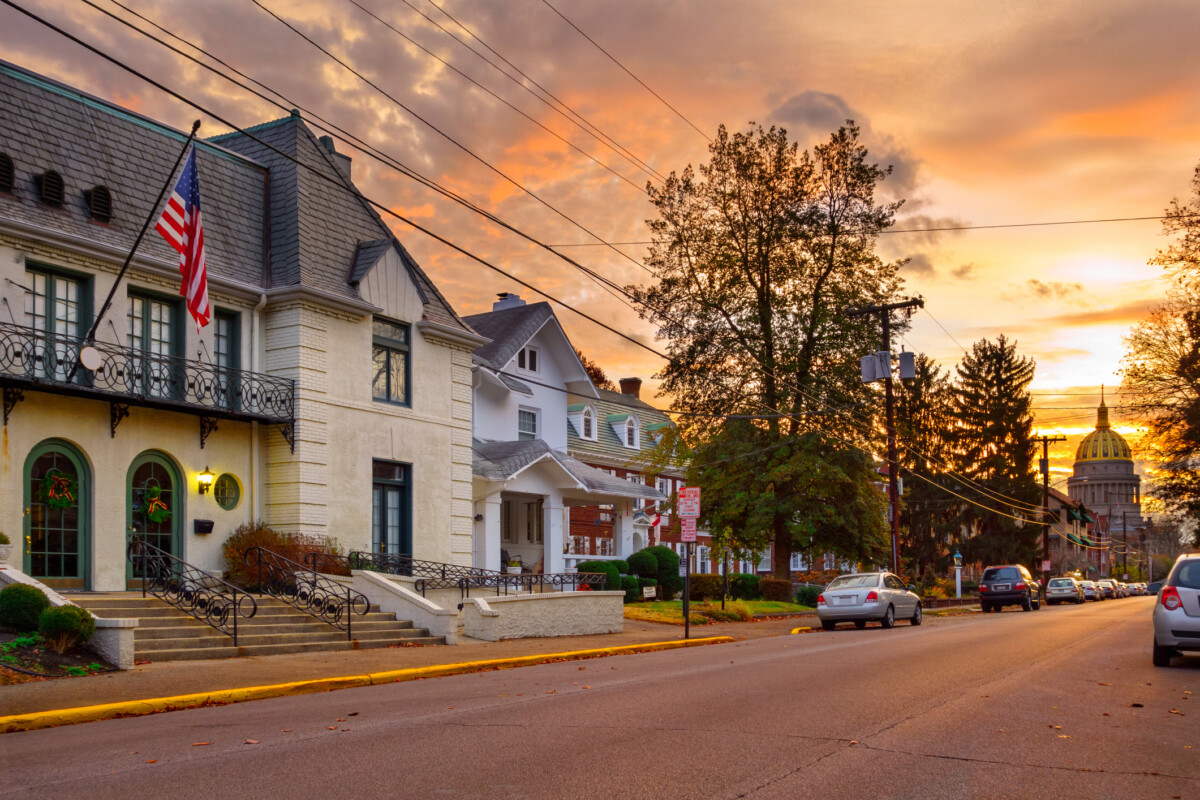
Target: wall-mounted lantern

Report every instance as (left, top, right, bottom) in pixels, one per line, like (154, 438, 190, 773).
(197, 467, 215, 495)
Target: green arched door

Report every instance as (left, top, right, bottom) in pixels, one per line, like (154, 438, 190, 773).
(24, 440, 91, 590)
(127, 452, 183, 585)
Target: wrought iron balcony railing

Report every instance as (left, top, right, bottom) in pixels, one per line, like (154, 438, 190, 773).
(0, 320, 295, 447)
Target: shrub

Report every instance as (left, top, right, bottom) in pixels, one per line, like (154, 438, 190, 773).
(0, 531, 10, 544)
(223, 521, 290, 588)
(760, 576, 792, 602)
(793, 584, 821, 607)
(696, 601, 751, 622)
(283, 533, 346, 575)
(576, 560, 620, 591)
(729, 573, 761, 600)
(627, 550, 658, 579)
(612, 559, 629, 574)
(0, 583, 51, 632)
(623, 579, 642, 604)
(646, 545, 681, 600)
(689, 573, 724, 600)
(39, 605, 95, 654)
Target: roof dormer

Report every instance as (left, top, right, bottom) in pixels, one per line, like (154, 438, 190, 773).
(568, 403, 597, 441)
(609, 412, 640, 449)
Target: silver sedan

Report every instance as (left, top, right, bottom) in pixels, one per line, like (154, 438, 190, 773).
(817, 572, 922, 630)
(1152, 553, 1200, 667)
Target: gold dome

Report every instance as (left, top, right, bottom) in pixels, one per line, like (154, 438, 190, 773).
(1075, 388, 1132, 462)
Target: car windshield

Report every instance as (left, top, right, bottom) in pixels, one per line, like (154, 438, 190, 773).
(983, 567, 1019, 581)
(1048, 579, 1074, 587)
(1171, 560, 1200, 589)
(827, 574, 879, 590)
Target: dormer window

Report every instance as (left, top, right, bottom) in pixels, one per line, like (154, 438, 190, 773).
(84, 185, 113, 223)
(517, 346, 539, 373)
(582, 406, 594, 439)
(625, 417, 638, 448)
(35, 169, 65, 207)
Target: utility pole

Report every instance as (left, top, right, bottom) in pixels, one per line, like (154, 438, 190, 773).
(1036, 435, 1067, 586)
(846, 297, 924, 575)
(1122, 511, 1127, 580)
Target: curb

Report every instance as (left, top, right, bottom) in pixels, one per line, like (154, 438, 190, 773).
(0, 636, 734, 734)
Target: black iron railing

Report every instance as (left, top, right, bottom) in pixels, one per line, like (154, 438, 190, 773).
(127, 538, 257, 645)
(245, 547, 370, 640)
(306, 551, 606, 599)
(0, 320, 294, 425)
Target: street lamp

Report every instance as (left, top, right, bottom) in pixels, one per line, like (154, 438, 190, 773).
(954, 550, 963, 600)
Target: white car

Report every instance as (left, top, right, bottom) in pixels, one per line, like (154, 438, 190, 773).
(1152, 554, 1200, 667)
(817, 572, 922, 630)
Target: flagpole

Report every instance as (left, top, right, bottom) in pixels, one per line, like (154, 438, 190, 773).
(81, 120, 201, 348)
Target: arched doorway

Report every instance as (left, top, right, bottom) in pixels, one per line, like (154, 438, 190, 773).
(127, 451, 183, 585)
(24, 440, 92, 590)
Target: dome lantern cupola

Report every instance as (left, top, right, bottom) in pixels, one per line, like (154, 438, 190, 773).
(1075, 385, 1131, 462)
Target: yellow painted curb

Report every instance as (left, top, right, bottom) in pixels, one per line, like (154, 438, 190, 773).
(789, 627, 812, 634)
(0, 636, 733, 734)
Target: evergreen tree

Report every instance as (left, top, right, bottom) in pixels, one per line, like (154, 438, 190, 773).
(950, 336, 1041, 565)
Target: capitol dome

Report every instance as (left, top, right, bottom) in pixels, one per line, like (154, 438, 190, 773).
(1074, 391, 1132, 462)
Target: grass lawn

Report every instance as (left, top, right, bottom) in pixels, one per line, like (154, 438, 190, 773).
(623, 599, 812, 626)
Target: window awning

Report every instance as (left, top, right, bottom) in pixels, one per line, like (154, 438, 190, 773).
(1066, 532, 1083, 546)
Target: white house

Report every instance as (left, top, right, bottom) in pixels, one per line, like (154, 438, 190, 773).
(0, 61, 485, 590)
(466, 294, 663, 573)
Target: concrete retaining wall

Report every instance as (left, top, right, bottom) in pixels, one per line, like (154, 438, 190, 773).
(462, 590, 624, 641)
(352, 570, 459, 644)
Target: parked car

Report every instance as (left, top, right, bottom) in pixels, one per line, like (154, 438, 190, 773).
(1046, 577, 1085, 605)
(1080, 580, 1101, 601)
(817, 572, 922, 630)
(1119, 582, 1131, 598)
(1148, 581, 1163, 595)
(1136, 582, 1149, 596)
(1096, 579, 1117, 599)
(979, 564, 1041, 612)
(1151, 553, 1200, 667)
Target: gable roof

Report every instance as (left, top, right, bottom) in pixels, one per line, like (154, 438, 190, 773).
(472, 438, 664, 500)
(0, 61, 266, 290)
(464, 302, 555, 370)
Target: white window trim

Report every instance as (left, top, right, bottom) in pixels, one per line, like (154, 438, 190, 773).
(581, 405, 595, 440)
(517, 406, 540, 440)
(517, 345, 540, 374)
(624, 415, 640, 449)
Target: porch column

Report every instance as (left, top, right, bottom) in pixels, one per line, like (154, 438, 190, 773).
(475, 497, 502, 571)
(544, 498, 565, 574)
(613, 504, 634, 557)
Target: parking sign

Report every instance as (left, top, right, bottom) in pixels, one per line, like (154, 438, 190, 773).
(678, 487, 700, 518)
(680, 517, 697, 542)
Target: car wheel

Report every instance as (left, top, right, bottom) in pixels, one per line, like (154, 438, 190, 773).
(854, 619, 867, 630)
(1153, 638, 1175, 667)
(911, 604, 922, 626)
(1033, 596, 1041, 611)
(981, 602, 991, 613)
(881, 605, 895, 629)
(821, 620, 836, 632)
(1022, 594, 1032, 612)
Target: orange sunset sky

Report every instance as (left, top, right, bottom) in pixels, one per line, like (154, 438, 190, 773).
(3, 0, 1196, 483)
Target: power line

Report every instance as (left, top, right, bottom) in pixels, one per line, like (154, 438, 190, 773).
(537, 0, 711, 144)
(414, 0, 668, 184)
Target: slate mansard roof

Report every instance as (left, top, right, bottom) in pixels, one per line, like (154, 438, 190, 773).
(0, 61, 476, 338)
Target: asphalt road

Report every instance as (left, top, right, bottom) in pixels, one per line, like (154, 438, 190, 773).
(3, 597, 1196, 799)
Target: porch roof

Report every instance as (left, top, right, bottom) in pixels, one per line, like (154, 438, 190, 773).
(472, 438, 665, 500)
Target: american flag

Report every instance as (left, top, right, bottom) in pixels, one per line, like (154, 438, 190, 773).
(154, 147, 210, 330)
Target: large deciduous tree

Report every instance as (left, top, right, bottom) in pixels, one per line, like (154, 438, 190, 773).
(950, 336, 1041, 565)
(629, 123, 902, 577)
(1121, 162, 1200, 536)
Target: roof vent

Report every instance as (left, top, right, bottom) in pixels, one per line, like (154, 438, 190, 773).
(0, 153, 13, 193)
(84, 185, 113, 223)
(35, 169, 65, 207)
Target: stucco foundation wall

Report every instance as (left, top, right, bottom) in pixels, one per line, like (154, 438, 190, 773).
(462, 590, 624, 641)
(352, 570, 458, 644)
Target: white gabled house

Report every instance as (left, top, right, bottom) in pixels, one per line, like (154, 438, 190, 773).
(466, 294, 663, 573)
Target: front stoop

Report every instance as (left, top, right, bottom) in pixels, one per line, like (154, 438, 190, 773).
(70, 593, 444, 662)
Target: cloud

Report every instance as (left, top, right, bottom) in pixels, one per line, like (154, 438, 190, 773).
(901, 253, 936, 276)
(1035, 300, 1158, 327)
(1004, 279, 1085, 301)
(951, 263, 978, 280)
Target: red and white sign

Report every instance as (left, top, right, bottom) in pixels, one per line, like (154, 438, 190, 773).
(1041, 559, 1052, 572)
(678, 487, 701, 518)
(680, 517, 697, 542)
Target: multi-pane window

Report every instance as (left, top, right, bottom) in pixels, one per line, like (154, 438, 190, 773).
(214, 310, 240, 409)
(517, 346, 538, 372)
(26, 268, 84, 379)
(625, 418, 638, 448)
(128, 293, 178, 399)
(518, 408, 538, 441)
(582, 407, 594, 439)
(372, 460, 411, 556)
(371, 318, 410, 406)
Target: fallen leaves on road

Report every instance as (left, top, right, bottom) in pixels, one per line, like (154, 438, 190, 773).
(282, 729, 292, 732)
(191, 742, 211, 747)
(848, 740, 859, 746)
(326, 726, 338, 730)
(244, 739, 260, 745)
(583, 686, 591, 690)
(1169, 709, 1184, 715)
(348, 712, 359, 716)
(146, 760, 157, 764)
(1131, 703, 1144, 708)
(1098, 682, 1113, 686)
(1057, 735, 1072, 739)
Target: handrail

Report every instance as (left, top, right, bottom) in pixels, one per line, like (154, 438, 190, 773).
(306, 551, 606, 598)
(127, 538, 257, 645)
(245, 547, 370, 640)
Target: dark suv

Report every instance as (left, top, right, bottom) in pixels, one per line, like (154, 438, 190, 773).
(979, 565, 1041, 613)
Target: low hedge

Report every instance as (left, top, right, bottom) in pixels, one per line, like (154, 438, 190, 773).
(646, 545, 682, 599)
(0, 583, 51, 632)
(627, 550, 658, 579)
(729, 573, 761, 601)
(760, 576, 792, 602)
(39, 605, 95, 654)
(794, 584, 821, 607)
(689, 573, 725, 600)
(612, 559, 629, 575)
(576, 560, 620, 591)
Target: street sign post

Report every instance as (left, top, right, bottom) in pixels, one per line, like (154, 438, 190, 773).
(678, 487, 700, 640)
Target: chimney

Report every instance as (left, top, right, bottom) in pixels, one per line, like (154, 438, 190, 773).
(318, 135, 352, 180)
(619, 377, 642, 399)
(493, 292, 527, 311)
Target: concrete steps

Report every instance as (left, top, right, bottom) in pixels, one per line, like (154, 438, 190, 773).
(70, 592, 443, 662)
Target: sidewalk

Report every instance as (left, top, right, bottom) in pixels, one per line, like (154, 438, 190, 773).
(0, 615, 805, 720)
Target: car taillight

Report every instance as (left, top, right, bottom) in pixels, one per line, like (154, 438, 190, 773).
(1161, 586, 1182, 611)
(979, 585, 988, 592)
(817, 593, 826, 606)
(1015, 583, 1026, 591)
(865, 590, 878, 603)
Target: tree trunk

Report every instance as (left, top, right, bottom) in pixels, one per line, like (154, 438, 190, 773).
(772, 515, 791, 580)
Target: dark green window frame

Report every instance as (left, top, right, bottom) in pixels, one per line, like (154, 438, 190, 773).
(127, 289, 184, 401)
(372, 317, 411, 407)
(25, 263, 93, 384)
(214, 309, 241, 411)
(372, 460, 412, 556)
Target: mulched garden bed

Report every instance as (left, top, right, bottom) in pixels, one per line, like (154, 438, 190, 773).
(0, 628, 115, 685)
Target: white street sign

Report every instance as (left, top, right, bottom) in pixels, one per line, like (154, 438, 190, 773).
(680, 517, 697, 542)
(679, 487, 700, 518)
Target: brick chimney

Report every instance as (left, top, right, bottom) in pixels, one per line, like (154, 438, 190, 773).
(618, 377, 642, 399)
